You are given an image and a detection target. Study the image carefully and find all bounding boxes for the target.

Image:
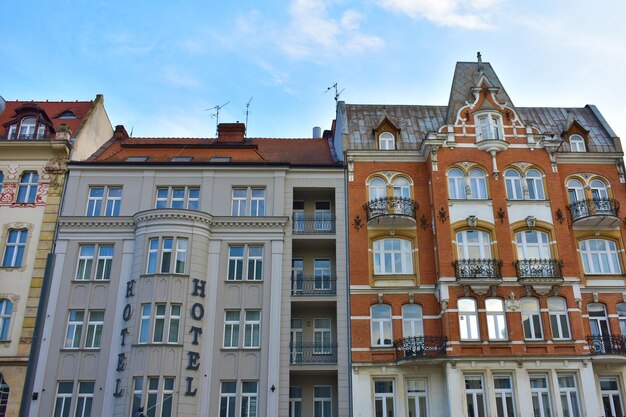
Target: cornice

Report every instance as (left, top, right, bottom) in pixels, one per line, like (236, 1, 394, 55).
(211, 216, 289, 228)
(59, 217, 135, 228)
(346, 150, 427, 162)
(134, 209, 212, 225)
(555, 152, 624, 164)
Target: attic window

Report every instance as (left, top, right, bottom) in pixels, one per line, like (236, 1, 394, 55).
(569, 134, 586, 152)
(475, 113, 503, 141)
(210, 157, 232, 163)
(58, 111, 77, 119)
(379, 132, 395, 150)
(172, 156, 193, 162)
(126, 156, 148, 162)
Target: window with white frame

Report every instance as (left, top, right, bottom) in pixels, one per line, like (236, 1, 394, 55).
(53, 381, 73, 417)
(618, 303, 626, 335)
(548, 297, 571, 340)
(220, 381, 237, 417)
(75, 381, 94, 417)
(486, 298, 507, 340)
(600, 377, 624, 417)
(241, 381, 258, 417)
(0, 299, 13, 341)
(374, 380, 395, 417)
(313, 258, 332, 291)
(529, 375, 552, 417)
(131, 378, 143, 417)
(526, 169, 545, 200)
(132, 376, 174, 417)
(458, 298, 480, 341)
(448, 168, 467, 199)
(465, 376, 486, 417)
(138, 303, 181, 344)
(86, 186, 122, 216)
(314, 385, 332, 417)
(392, 177, 410, 198)
(371, 304, 392, 346)
(373, 238, 413, 275)
(402, 304, 423, 338)
(16, 172, 38, 203)
(64, 310, 84, 348)
(448, 168, 489, 199)
(17, 117, 37, 139)
(456, 230, 492, 259)
(244, 310, 261, 348)
(469, 169, 488, 199)
(231, 187, 266, 216)
(569, 135, 586, 152)
(590, 179, 609, 200)
(579, 239, 621, 275)
(2, 229, 27, 268)
(155, 186, 200, 210)
(84, 310, 104, 349)
(521, 298, 543, 340)
(314, 201, 333, 231)
(146, 237, 188, 274)
(223, 310, 241, 348)
(379, 132, 395, 150)
(515, 231, 551, 260)
(476, 113, 503, 141)
(494, 376, 516, 417)
(289, 386, 302, 417)
(75, 244, 114, 280)
(558, 375, 581, 417)
(314, 318, 332, 354)
(588, 303, 611, 338)
(407, 379, 428, 417)
(369, 177, 387, 200)
(0, 374, 9, 417)
(227, 245, 264, 281)
(504, 169, 523, 200)
(567, 179, 585, 203)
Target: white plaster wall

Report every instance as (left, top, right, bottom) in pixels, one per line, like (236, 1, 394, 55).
(449, 201, 494, 225)
(507, 201, 552, 225)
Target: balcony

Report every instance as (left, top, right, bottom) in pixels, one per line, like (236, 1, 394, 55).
(0, 133, 51, 140)
(587, 336, 626, 355)
(292, 215, 335, 234)
(515, 259, 563, 280)
(363, 196, 418, 227)
(454, 259, 503, 294)
(568, 198, 620, 228)
(394, 336, 447, 362)
(289, 343, 337, 364)
(291, 275, 336, 296)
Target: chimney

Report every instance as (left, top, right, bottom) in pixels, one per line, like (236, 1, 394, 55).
(312, 126, 322, 138)
(217, 122, 246, 143)
(113, 125, 129, 141)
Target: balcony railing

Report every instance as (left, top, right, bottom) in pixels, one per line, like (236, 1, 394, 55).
(587, 336, 626, 355)
(289, 343, 338, 364)
(292, 215, 335, 234)
(514, 259, 563, 279)
(363, 197, 418, 222)
(291, 275, 336, 296)
(394, 336, 447, 362)
(1, 133, 51, 140)
(453, 259, 503, 279)
(568, 198, 619, 222)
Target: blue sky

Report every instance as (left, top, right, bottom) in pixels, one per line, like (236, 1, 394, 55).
(2, 0, 626, 139)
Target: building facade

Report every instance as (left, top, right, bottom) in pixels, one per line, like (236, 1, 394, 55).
(335, 57, 626, 417)
(0, 97, 112, 417)
(29, 123, 349, 417)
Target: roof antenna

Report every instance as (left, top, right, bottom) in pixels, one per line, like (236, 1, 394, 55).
(205, 101, 230, 136)
(245, 97, 253, 137)
(477, 51, 483, 71)
(325, 83, 345, 103)
(130, 126, 134, 137)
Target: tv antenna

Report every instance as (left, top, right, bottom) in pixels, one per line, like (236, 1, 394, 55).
(325, 83, 344, 103)
(245, 97, 253, 136)
(205, 101, 230, 135)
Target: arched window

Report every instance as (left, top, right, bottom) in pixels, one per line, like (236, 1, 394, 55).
(0, 374, 8, 417)
(2, 229, 28, 268)
(485, 298, 507, 340)
(579, 239, 621, 275)
(402, 304, 423, 338)
(618, 303, 626, 335)
(590, 179, 609, 200)
(18, 117, 36, 139)
(469, 169, 487, 199)
(569, 134, 586, 152)
(392, 177, 410, 199)
(16, 172, 38, 203)
(379, 132, 395, 150)
(0, 300, 12, 341)
(588, 303, 610, 338)
(371, 304, 392, 346)
(515, 231, 551, 259)
(369, 178, 386, 200)
(567, 179, 585, 203)
(456, 230, 492, 259)
(526, 169, 545, 200)
(373, 238, 413, 275)
(521, 297, 543, 340)
(548, 297, 570, 340)
(458, 298, 479, 340)
(504, 169, 522, 200)
(476, 113, 503, 141)
(447, 168, 466, 199)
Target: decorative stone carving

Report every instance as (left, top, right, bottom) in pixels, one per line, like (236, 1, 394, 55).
(593, 292, 599, 303)
(467, 215, 478, 228)
(440, 299, 448, 311)
(575, 298, 582, 310)
(377, 293, 384, 304)
(526, 216, 536, 229)
(506, 292, 520, 311)
(408, 292, 414, 304)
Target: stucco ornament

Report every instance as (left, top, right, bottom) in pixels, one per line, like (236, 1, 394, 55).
(505, 292, 520, 312)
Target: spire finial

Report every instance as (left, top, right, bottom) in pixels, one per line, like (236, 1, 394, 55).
(477, 51, 483, 69)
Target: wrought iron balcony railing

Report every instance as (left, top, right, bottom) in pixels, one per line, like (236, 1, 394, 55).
(292, 215, 335, 234)
(291, 275, 336, 296)
(453, 259, 503, 279)
(1, 133, 51, 140)
(568, 198, 619, 221)
(363, 196, 418, 222)
(514, 259, 563, 279)
(289, 343, 338, 364)
(394, 336, 447, 361)
(586, 335, 626, 355)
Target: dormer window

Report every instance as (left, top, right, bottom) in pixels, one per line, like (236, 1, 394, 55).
(7, 117, 47, 139)
(379, 132, 395, 150)
(58, 111, 77, 119)
(569, 134, 586, 152)
(475, 113, 503, 141)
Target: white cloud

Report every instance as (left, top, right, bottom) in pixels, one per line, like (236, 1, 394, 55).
(162, 67, 201, 88)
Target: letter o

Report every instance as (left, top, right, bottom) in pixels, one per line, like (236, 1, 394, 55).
(123, 304, 132, 321)
(191, 303, 204, 321)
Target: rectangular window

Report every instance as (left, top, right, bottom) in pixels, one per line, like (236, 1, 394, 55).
(139, 304, 151, 344)
(241, 381, 258, 417)
(139, 303, 181, 345)
(250, 188, 265, 216)
(75, 245, 94, 280)
(314, 386, 332, 417)
(600, 377, 624, 417)
(314, 201, 332, 231)
(247, 246, 263, 280)
(175, 239, 187, 274)
(64, 310, 84, 349)
(131, 378, 143, 417)
(494, 376, 516, 417)
(244, 310, 261, 348)
(75, 381, 95, 417)
(53, 381, 73, 417)
(231, 187, 266, 216)
(95, 245, 114, 280)
(154, 186, 200, 210)
(133, 376, 174, 417)
(105, 187, 122, 216)
(548, 298, 571, 340)
(85, 310, 104, 349)
(220, 381, 237, 417)
(2, 229, 27, 268)
(153, 303, 167, 343)
(558, 375, 581, 417)
(374, 380, 394, 417)
(17, 172, 38, 203)
(76, 244, 114, 280)
(228, 245, 264, 281)
(407, 379, 428, 417)
(465, 376, 486, 417)
(529, 375, 552, 417)
(87, 186, 122, 216)
(168, 305, 181, 344)
(289, 386, 303, 417)
(146, 237, 188, 274)
(224, 310, 241, 348)
(314, 318, 332, 355)
(161, 238, 173, 273)
(314, 259, 332, 291)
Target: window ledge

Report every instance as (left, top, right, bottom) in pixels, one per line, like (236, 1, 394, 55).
(60, 347, 102, 352)
(373, 274, 416, 280)
(225, 279, 264, 283)
(140, 273, 190, 279)
(71, 279, 111, 283)
(131, 343, 183, 348)
(0, 266, 25, 271)
(370, 345, 394, 350)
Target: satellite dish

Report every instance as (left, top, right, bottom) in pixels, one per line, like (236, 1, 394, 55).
(0, 95, 6, 115)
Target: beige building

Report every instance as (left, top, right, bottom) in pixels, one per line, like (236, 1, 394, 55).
(0, 97, 112, 417)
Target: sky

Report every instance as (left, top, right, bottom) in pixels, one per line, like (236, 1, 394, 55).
(2, 0, 626, 140)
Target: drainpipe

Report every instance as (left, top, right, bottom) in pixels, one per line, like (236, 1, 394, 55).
(343, 160, 353, 417)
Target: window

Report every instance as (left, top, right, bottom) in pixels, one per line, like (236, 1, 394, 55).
(515, 231, 551, 260)
(64, 310, 84, 348)
(476, 113, 503, 141)
(75, 382, 94, 417)
(567, 179, 585, 203)
(393, 178, 410, 198)
(138, 303, 181, 344)
(486, 298, 507, 340)
(459, 298, 479, 341)
(53, 381, 73, 417)
(146, 237, 188, 274)
(448, 168, 466, 199)
(220, 381, 237, 417)
(15, 172, 39, 204)
(579, 239, 621, 274)
(600, 377, 624, 417)
(469, 169, 488, 199)
(292, 201, 305, 232)
(314, 386, 332, 417)
(407, 379, 428, 417)
(227, 245, 264, 281)
(465, 376, 486, 417)
(224, 310, 241, 348)
(64, 309, 104, 349)
(86, 186, 122, 216)
(0, 300, 12, 341)
(558, 375, 581, 417)
(456, 230, 492, 259)
(373, 238, 413, 275)
(548, 297, 570, 340)
(375, 380, 394, 417)
(289, 386, 302, 417)
(379, 132, 395, 150)
(314, 201, 333, 232)
(521, 298, 543, 340)
(369, 178, 387, 200)
(132, 376, 174, 417)
(290, 319, 303, 364)
(526, 169, 545, 200)
(588, 303, 611, 338)
(530, 375, 552, 417)
(241, 381, 258, 417)
(448, 168, 488, 199)
(505, 169, 523, 200)
(85, 310, 104, 349)
(371, 305, 392, 346)
(494, 376, 516, 417)
(569, 135, 586, 152)
(0, 374, 8, 417)
(131, 378, 143, 417)
(314, 259, 332, 291)
(155, 186, 199, 210)
(2, 229, 27, 268)
(244, 310, 261, 348)
(231, 187, 265, 216)
(590, 179, 609, 200)
(402, 304, 423, 338)
(618, 303, 626, 335)
(75, 244, 114, 280)
(314, 318, 332, 354)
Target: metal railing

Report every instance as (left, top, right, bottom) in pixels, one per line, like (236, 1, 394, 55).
(1, 133, 51, 140)
(289, 343, 338, 364)
(363, 196, 418, 222)
(292, 215, 336, 234)
(394, 336, 447, 361)
(514, 259, 563, 279)
(453, 259, 503, 279)
(567, 198, 619, 221)
(291, 276, 336, 296)
(586, 336, 626, 355)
